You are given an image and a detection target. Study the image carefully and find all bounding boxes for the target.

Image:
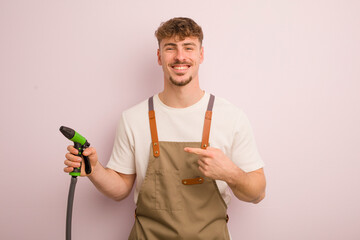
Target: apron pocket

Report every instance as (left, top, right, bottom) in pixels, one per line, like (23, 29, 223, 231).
(155, 170, 182, 211)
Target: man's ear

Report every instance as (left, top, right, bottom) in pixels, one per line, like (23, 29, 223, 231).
(200, 46, 204, 64)
(157, 49, 162, 65)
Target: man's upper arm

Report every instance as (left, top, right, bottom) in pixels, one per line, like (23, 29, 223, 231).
(231, 110, 265, 172)
(117, 172, 136, 190)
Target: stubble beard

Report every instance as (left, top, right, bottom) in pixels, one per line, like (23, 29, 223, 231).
(169, 76, 193, 87)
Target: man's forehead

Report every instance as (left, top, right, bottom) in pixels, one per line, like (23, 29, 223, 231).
(160, 37, 200, 47)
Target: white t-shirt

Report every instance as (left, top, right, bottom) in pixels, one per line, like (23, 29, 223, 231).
(107, 92, 264, 205)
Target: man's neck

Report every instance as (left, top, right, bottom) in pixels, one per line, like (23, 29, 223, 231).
(158, 84, 205, 108)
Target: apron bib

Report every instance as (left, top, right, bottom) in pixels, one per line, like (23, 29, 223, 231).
(129, 95, 230, 240)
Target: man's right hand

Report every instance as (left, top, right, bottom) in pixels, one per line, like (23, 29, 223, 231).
(64, 145, 99, 177)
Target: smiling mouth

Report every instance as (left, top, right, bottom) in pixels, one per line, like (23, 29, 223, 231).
(170, 63, 192, 75)
(172, 65, 190, 70)
(170, 60, 192, 69)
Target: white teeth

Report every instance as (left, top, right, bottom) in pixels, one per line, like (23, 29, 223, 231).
(174, 66, 188, 70)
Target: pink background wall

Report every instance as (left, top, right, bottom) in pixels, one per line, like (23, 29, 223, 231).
(1, 0, 359, 239)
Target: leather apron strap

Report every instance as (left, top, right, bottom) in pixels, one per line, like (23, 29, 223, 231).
(201, 94, 215, 149)
(148, 96, 160, 157)
(148, 94, 215, 155)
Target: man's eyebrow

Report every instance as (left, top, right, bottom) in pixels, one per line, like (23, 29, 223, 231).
(163, 43, 177, 47)
(183, 42, 197, 46)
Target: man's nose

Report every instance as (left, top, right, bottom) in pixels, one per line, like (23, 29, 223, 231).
(174, 49, 186, 62)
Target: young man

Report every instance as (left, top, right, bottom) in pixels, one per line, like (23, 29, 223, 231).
(64, 17, 266, 239)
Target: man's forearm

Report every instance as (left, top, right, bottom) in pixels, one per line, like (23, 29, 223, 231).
(225, 167, 266, 204)
(88, 162, 135, 201)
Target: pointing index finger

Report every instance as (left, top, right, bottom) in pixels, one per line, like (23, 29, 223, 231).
(184, 147, 209, 156)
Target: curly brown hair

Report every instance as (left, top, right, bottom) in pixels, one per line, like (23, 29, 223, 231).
(155, 17, 203, 46)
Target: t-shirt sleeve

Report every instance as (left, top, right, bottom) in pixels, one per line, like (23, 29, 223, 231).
(231, 110, 265, 172)
(106, 113, 136, 174)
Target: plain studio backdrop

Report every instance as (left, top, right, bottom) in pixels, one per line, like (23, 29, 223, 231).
(1, 0, 359, 239)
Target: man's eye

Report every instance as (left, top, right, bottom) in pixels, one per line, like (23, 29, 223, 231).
(165, 48, 174, 51)
(186, 48, 193, 51)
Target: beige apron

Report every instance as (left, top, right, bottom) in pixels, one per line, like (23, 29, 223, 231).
(129, 95, 230, 240)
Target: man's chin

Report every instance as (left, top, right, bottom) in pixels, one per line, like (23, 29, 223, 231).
(169, 76, 193, 87)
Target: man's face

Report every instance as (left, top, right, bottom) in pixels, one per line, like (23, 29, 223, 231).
(157, 37, 204, 87)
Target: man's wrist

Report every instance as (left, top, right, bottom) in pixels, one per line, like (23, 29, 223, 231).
(225, 166, 245, 188)
(87, 161, 100, 177)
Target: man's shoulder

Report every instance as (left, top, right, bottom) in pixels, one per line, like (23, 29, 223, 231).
(121, 97, 150, 121)
(213, 95, 244, 115)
